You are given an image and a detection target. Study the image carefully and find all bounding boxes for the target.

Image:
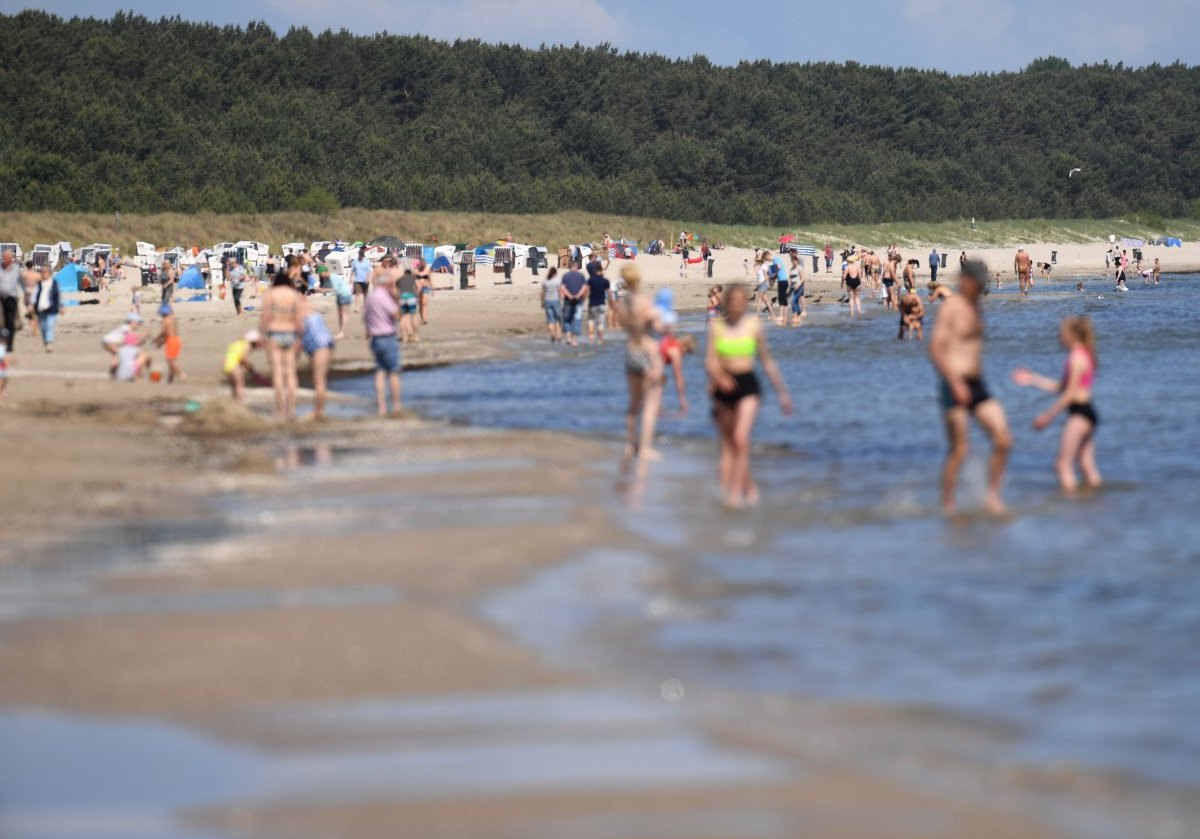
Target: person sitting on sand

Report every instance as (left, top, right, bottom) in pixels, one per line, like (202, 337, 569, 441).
(224, 330, 264, 403)
(706, 285, 793, 508)
(154, 304, 186, 384)
(1012, 316, 1103, 494)
(114, 331, 151, 383)
(898, 288, 925, 341)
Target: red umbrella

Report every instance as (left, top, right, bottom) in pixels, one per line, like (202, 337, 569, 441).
(778, 234, 795, 245)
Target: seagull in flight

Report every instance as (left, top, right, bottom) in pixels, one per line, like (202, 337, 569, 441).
(1068, 168, 1082, 178)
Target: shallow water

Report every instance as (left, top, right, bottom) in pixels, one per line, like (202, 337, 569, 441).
(342, 277, 1200, 786)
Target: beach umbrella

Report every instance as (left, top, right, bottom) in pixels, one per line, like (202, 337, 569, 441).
(367, 235, 405, 249)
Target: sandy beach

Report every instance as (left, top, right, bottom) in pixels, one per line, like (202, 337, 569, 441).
(2, 237, 1198, 839)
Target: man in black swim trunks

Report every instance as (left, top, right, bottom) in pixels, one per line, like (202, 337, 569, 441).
(929, 260, 1012, 515)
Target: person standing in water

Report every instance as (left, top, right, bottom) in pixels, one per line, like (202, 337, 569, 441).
(706, 285, 793, 508)
(1014, 247, 1033, 296)
(540, 267, 563, 343)
(300, 301, 336, 420)
(929, 260, 1012, 515)
(842, 255, 864, 317)
(364, 266, 402, 417)
(1012, 316, 1102, 492)
(259, 270, 305, 418)
(618, 266, 664, 464)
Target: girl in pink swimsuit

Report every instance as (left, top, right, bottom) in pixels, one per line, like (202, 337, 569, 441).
(1012, 316, 1102, 492)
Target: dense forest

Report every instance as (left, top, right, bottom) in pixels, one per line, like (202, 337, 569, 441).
(1, 11, 1198, 226)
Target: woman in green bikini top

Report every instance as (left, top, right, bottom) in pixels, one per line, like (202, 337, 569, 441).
(705, 285, 793, 508)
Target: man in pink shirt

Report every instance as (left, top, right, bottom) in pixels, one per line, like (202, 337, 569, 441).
(364, 257, 402, 416)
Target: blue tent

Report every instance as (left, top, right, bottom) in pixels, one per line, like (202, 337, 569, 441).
(179, 265, 206, 289)
(54, 263, 86, 293)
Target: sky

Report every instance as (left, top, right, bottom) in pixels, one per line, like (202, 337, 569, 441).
(8, 0, 1199, 73)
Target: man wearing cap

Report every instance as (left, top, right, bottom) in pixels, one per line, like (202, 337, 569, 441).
(929, 260, 1012, 515)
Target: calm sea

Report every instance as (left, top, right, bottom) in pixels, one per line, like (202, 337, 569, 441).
(337, 276, 1200, 785)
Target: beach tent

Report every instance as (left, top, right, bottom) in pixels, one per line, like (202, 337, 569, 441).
(179, 265, 206, 289)
(368, 235, 405, 250)
(54, 263, 86, 293)
(431, 254, 452, 272)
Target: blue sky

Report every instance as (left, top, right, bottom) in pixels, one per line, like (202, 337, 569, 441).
(10, 0, 1198, 73)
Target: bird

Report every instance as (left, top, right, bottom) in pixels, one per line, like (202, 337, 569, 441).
(1068, 168, 1082, 178)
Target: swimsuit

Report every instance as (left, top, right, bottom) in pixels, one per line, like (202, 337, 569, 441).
(1064, 349, 1098, 427)
(625, 346, 654, 375)
(164, 335, 182, 361)
(713, 371, 761, 406)
(940, 376, 992, 413)
(267, 331, 297, 349)
(845, 275, 861, 291)
(659, 334, 680, 363)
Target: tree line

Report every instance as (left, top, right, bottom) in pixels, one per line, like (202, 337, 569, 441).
(0, 12, 1197, 226)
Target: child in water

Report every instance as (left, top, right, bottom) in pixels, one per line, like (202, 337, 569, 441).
(1011, 316, 1102, 493)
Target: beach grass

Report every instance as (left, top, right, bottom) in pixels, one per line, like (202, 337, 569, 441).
(1, 209, 1196, 254)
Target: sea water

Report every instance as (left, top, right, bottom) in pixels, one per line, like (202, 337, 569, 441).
(338, 276, 1200, 786)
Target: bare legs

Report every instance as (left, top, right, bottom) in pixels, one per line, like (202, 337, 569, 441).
(335, 303, 348, 341)
(714, 396, 761, 507)
(374, 370, 401, 417)
(310, 347, 331, 420)
(268, 342, 298, 419)
(1056, 415, 1102, 492)
(941, 401, 1011, 515)
(848, 287, 863, 317)
(623, 369, 663, 465)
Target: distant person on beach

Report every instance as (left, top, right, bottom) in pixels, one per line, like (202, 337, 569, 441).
(415, 258, 433, 326)
(351, 248, 372, 313)
(21, 261, 40, 339)
(899, 288, 925, 341)
(1014, 248, 1033, 296)
(824, 242, 834, 273)
(560, 262, 587, 348)
(842, 255, 864, 317)
(228, 260, 247, 317)
(397, 269, 420, 344)
(706, 285, 792, 508)
(1152, 258, 1161, 284)
(754, 253, 776, 320)
(882, 254, 899, 309)
(540, 267, 563, 343)
(31, 266, 61, 353)
(329, 263, 352, 340)
(929, 260, 1011, 515)
(224, 330, 264, 403)
(364, 264, 402, 416)
(0, 250, 21, 352)
(260, 270, 305, 418)
(787, 252, 806, 326)
(301, 304, 335, 420)
(154, 304, 186, 384)
(903, 258, 918, 293)
(1012, 316, 1103, 493)
(772, 251, 790, 325)
(160, 261, 177, 305)
(114, 331, 151, 382)
(929, 249, 940, 284)
(586, 260, 612, 345)
(618, 266, 664, 464)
